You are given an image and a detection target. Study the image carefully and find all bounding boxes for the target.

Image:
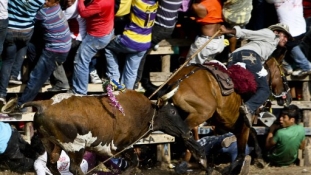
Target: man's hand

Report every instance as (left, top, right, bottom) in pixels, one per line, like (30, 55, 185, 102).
(219, 25, 236, 35)
(269, 123, 281, 133)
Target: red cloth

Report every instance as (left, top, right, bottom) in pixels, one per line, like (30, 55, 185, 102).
(196, 0, 223, 24)
(303, 0, 311, 18)
(78, 0, 114, 37)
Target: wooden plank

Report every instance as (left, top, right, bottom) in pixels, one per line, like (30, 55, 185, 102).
(156, 39, 193, 47)
(302, 81, 311, 166)
(271, 101, 311, 109)
(150, 72, 171, 82)
(197, 126, 311, 136)
(149, 46, 176, 55)
(135, 133, 175, 145)
(0, 112, 34, 122)
(7, 84, 105, 93)
(286, 75, 311, 81)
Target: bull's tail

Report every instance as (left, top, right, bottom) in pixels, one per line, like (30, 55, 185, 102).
(23, 101, 47, 114)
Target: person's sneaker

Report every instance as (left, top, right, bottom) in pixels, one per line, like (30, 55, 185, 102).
(47, 86, 69, 92)
(239, 155, 251, 175)
(221, 135, 237, 148)
(9, 76, 22, 85)
(89, 70, 102, 84)
(284, 68, 293, 75)
(110, 79, 125, 91)
(292, 69, 311, 77)
(239, 104, 253, 127)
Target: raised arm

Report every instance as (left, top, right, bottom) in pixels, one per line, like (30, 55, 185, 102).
(78, 0, 102, 18)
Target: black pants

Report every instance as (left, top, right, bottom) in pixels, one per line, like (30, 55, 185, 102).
(0, 128, 34, 173)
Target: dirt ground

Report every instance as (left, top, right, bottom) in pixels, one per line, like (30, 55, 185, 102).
(0, 164, 309, 175)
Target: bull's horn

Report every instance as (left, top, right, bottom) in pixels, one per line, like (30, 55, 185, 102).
(160, 86, 179, 101)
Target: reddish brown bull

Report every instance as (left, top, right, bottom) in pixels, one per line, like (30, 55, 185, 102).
(18, 90, 206, 175)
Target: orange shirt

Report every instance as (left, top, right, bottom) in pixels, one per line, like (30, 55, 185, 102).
(196, 0, 223, 24)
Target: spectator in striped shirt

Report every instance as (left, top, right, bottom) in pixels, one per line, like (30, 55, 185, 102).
(0, 0, 45, 108)
(135, 0, 183, 88)
(4, 0, 71, 114)
(104, 0, 158, 90)
(71, 0, 114, 95)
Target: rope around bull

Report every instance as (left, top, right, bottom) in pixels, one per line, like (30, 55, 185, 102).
(86, 109, 156, 174)
(148, 30, 221, 99)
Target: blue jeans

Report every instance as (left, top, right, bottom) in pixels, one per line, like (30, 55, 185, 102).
(0, 18, 8, 55)
(198, 133, 250, 163)
(72, 31, 114, 95)
(18, 49, 68, 105)
(0, 28, 34, 98)
(291, 46, 311, 71)
(105, 35, 147, 89)
(228, 50, 270, 113)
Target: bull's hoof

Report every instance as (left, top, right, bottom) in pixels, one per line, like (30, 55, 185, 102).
(254, 158, 265, 169)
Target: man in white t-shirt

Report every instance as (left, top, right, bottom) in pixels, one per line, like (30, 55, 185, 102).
(267, 0, 311, 77)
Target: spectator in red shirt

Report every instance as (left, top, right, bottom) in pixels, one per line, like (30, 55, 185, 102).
(71, 0, 114, 95)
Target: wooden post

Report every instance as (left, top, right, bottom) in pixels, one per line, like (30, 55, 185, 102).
(24, 122, 34, 144)
(157, 143, 171, 167)
(161, 55, 171, 73)
(302, 81, 311, 166)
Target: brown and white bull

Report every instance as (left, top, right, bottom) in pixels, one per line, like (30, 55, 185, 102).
(19, 90, 205, 175)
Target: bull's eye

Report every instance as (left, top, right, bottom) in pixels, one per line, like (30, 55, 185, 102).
(170, 109, 176, 115)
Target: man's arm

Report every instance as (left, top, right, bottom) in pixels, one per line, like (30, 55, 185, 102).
(78, 0, 102, 18)
(265, 123, 280, 150)
(192, 2, 207, 18)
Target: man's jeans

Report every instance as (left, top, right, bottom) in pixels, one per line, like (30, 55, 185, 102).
(197, 133, 250, 163)
(228, 50, 270, 113)
(0, 28, 34, 98)
(300, 28, 311, 61)
(0, 18, 8, 55)
(105, 35, 147, 89)
(18, 49, 68, 105)
(291, 45, 311, 71)
(72, 31, 114, 95)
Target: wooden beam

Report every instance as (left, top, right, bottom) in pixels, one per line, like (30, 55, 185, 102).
(7, 84, 105, 93)
(150, 72, 171, 82)
(135, 133, 175, 145)
(286, 75, 311, 81)
(156, 39, 193, 47)
(0, 112, 34, 122)
(271, 101, 311, 109)
(197, 126, 311, 136)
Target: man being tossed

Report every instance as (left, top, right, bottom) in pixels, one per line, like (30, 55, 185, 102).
(220, 23, 292, 127)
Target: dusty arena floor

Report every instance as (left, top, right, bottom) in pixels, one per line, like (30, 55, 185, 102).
(0, 164, 309, 175)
